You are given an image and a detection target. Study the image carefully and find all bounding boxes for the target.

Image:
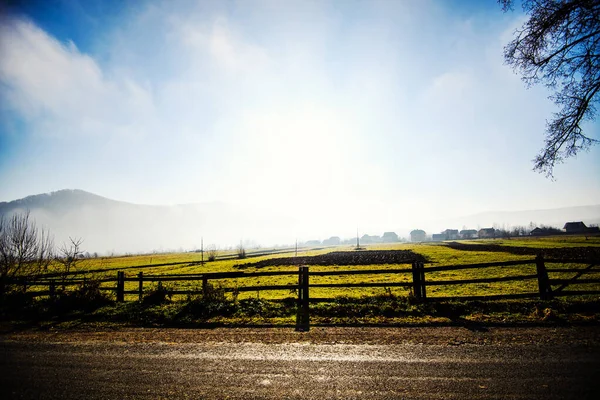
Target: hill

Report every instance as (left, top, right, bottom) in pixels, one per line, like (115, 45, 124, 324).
(1, 190, 599, 253)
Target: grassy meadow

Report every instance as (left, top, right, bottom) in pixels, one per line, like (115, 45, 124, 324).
(43, 235, 600, 301)
(2, 235, 599, 328)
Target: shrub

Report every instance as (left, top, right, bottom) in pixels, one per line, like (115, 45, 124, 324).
(142, 282, 172, 306)
(179, 283, 234, 319)
(50, 279, 113, 313)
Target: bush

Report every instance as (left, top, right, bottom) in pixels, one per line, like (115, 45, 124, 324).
(178, 283, 234, 320)
(50, 279, 113, 313)
(142, 282, 171, 306)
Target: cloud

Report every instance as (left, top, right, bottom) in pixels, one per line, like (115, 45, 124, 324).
(0, 17, 154, 140)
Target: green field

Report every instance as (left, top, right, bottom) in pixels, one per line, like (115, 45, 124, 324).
(39, 235, 600, 301)
(2, 235, 598, 328)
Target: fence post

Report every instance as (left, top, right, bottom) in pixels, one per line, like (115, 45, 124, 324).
(202, 276, 208, 296)
(419, 261, 427, 301)
(49, 281, 55, 298)
(138, 272, 143, 301)
(296, 266, 310, 331)
(302, 266, 310, 330)
(296, 266, 303, 329)
(116, 271, 124, 302)
(535, 255, 552, 300)
(411, 261, 422, 302)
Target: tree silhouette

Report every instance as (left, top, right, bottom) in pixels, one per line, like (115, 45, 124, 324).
(501, 0, 600, 177)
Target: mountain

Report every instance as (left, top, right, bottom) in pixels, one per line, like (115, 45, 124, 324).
(1, 190, 599, 254)
(0, 189, 288, 254)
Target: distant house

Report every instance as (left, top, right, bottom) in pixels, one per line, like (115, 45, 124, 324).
(530, 227, 545, 236)
(478, 228, 495, 238)
(563, 221, 588, 234)
(410, 229, 426, 242)
(431, 233, 446, 241)
(563, 221, 600, 235)
(442, 229, 460, 240)
(530, 226, 564, 236)
(460, 229, 478, 239)
(382, 232, 399, 242)
(360, 234, 381, 244)
(322, 236, 341, 246)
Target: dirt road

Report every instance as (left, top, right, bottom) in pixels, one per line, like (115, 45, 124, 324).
(1, 326, 599, 399)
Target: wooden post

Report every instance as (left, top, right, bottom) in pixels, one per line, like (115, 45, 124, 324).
(536, 255, 552, 300)
(302, 266, 310, 330)
(138, 272, 143, 301)
(49, 281, 55, 298)
(202, 276, 208, 296)
(296, 266, 310, 331)
(419, 261, 427, 300)
(116, 271, 124, 302)
(411, 261, 422, 302)
(296, 266, 304, 330)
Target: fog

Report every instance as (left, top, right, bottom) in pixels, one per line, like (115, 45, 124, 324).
(1, 190, 598, 256)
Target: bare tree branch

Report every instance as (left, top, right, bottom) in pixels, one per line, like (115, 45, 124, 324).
(502, 0, 600, 177)
(0, 211, 54, 295)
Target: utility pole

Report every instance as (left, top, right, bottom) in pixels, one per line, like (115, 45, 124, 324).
(201, 237, 204, 265)
(295, 239, 298, 257)
(356, 227, 360, 249)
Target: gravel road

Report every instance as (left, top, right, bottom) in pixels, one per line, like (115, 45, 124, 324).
(1, 326, 599, 399)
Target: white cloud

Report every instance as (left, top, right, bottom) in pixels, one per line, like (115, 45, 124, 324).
(0, 18, 155, 140)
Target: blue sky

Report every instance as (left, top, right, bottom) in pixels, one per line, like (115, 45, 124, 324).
(1, 0, 599, 239)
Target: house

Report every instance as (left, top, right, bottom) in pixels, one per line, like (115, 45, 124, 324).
(322, 236, 341, 246)
(360, 234, 381, 244)
(431, 233, 446, 241)
(410, 229, 426, 242)
(442, 229, 460, 240)
(530, 227, 545, 236)
(530, 226, 564, 236)
(563, 221, 588, 234)
(460, 229, 478, 239)
(478, 228, 495, 238)
(382, 232, 399, 242)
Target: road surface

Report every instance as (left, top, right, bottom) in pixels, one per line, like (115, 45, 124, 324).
(1, 326, 599, 399)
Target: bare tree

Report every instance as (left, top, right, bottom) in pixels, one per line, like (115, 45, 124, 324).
(56, 237, 85, 286)
(501, 0, 600, 177)
(207, 244, 219, 262)
(0, 211, 54, 296)
(237, 241, 246, 259)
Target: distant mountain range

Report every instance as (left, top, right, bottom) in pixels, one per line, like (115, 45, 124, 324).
(1, 189, 599, 254)
(0, 189, 273, 254)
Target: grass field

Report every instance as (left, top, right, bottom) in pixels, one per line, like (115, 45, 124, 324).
(2, 235, 598, 329)
(36, 235, 600, 301)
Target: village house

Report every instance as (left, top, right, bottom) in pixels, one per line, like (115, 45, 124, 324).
(442, 229, 460, 240)
(563, 221, 589, 234)
(410, 229, 426, 242)
(382, 232, 399, 242)
(530, 227, 545, 236)
(431, 233, 446, 241)
(460, 229, 478, 239)
(322, 236, 341, 246)
(478, 228, 496, 238)
(563, 221, 600, 235)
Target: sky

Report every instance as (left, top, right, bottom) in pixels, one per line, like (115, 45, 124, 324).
(1, 0, 599, 242)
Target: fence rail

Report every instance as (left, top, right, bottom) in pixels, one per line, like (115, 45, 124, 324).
(5, 256, 600, 331)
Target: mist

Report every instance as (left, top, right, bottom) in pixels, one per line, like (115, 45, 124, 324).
(1, 1, 599, 254)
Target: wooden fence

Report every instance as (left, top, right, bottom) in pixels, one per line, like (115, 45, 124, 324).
(6, 255, 600, 331)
